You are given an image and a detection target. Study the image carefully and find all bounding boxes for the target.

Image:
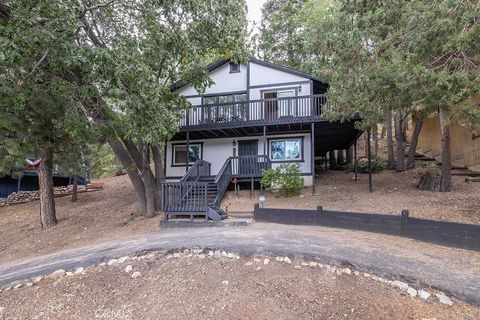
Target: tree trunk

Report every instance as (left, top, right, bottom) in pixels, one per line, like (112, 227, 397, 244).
(380, 125, 386, 140)
(38, 147, 57, 229)
(386, 110, 395, 169)
(364, 133, 368, 157)
(394, 110, 405, 172)
(406, 112, 424, 169)
(107, 137, 148, 214)
(71, 174, 78, 202)
(329, 150, 339, 170)
(373, 125, 378, 156)
(346, 145, 354, 165)
(152, 145, 165, 211)
(114, 156, 123, 175)
(337, 149, 345, 165)
(142, 145, 156, 217)
(439, 107, 453, 192)
(402, 112, 409, 143)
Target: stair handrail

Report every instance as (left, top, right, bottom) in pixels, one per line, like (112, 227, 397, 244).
(213, 157, 233, 206)
(181, 159, 212, 182)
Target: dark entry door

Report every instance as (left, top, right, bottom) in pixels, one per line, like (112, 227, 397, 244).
(238, 140, 258, 176)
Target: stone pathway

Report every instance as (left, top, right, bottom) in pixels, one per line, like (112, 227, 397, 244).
(0, 223, 479, 305)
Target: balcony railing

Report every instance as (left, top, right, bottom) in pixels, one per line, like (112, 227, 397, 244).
(179, 94, 330, 129)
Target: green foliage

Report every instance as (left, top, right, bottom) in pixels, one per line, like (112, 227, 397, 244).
(88, 144, 117, 179)
(349, 156, 386, 173)
(261, 163, 304, 197)
(414, 161, 441, 177)
(257, 0, 307, 69)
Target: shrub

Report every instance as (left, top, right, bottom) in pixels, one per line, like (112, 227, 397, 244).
(348, 156, 386, 173)
(414, 161, 440, 177)
(261, 163, 304, 197)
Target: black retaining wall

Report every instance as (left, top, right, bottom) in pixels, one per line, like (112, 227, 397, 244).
(253, 204, 480, 252)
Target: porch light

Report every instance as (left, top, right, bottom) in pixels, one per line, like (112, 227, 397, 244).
(259, 195, 266, 208)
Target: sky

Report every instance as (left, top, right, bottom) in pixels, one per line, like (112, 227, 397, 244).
(246, 0, 266, 34)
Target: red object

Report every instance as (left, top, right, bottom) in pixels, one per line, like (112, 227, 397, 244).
(232, 177, 238, 184)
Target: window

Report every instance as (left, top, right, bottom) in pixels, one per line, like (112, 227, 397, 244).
(269, 138, 302, 161)
(229, 62, 240, 73)
(202, 93, 247, 122)
(172, 144, 202, 166)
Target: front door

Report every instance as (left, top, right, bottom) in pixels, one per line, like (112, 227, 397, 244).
(238, 140, 258, 176)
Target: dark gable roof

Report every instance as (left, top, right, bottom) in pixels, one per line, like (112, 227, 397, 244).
(171, 57, 329, 92)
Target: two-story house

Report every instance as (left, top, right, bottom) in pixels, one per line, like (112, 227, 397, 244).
(161, 58, 361, 221)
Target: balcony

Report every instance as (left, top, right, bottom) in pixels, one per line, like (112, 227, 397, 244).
(178, 94, 330, 131)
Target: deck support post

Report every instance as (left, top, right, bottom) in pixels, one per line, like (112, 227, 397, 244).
(186, 130, 190, 174)
(354, 140, 358, 182)
(311, 122, 316, 195)
(367, 130, 373, 192)
(251, 177, 254, 198)
(263, 126, 267, 156)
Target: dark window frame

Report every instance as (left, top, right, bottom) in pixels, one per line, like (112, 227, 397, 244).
(267, 136, 305, 163)
(229, 62, 240, 73)
(171, 142, 204, 167)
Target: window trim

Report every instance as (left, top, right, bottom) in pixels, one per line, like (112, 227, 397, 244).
(171, 142, 204, 167)
(229, 62, 240, 73)
(267, 136, 304, 163)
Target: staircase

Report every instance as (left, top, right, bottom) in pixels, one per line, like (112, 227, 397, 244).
(161, 156, 270, 222)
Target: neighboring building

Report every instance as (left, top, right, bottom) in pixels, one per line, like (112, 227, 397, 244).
(415, 112, 480, 172)
(162, 58, 361, 220)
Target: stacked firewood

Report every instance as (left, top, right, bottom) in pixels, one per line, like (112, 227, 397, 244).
(0, 186, 88, 207)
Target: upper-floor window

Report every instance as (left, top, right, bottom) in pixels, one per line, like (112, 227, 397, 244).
(229, 62, 240, 73)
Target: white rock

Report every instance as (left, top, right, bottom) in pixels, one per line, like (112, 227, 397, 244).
(98, 262, 106, 267)
(363, 273, 370, 278)
(183, 249, 190, 254)
(245, 262, 253, 266)
(193, 248, 203, 254)
(263, 258, 270, 265)
(222, 280, 229, 285)
(435, 292, 453, 306)
(221, 251, 228, 257)
(50, 269, 66, 278)
(407, 287, 417, 297)
(227, 253, 235, 259)
(418, 290, 431, 300)
(131, 271, 141, 279)
(317, 263, 324, 268)
(256, 266, 262, 271)
(32, 276, 43, 283)
(353, 271, 360, 276)
(173, 253, 182, 258)
(25, 282, 33, 287)
(117, 256, 129, 263)
(301, 262, 309, 267)
(276, 257, 284, 262)
(284, 257, 292, 264)
(124, 265, 133, 273)
(197, 254, 205, 259)
(253, 258, 261, 263)
(107, 259, 118, 266)
(208, 251, 214, 256)
(214, 251, 222, 257)
(371, 275, 379, 281)
(66, 271, 74, 276)
(309, 262, 318, 267)
(74, 267, 85, 274)
(4, 287, 11, 291)
(343, 268, 352, 275)
(391, 280, 409, 292)
(294, 265, 301, 270)
(13, 283, 23, 289)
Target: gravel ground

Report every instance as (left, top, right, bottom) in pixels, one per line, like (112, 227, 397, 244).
(1, 250, 479, 320)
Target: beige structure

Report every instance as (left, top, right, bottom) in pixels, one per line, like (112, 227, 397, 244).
(416, 112, 480, 172)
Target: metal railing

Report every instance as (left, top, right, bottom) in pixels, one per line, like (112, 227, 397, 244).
(179, 94, 329, 128)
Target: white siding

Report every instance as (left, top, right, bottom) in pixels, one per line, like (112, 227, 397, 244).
(249, 62, 307, 87)
(165, 133, 313, 186)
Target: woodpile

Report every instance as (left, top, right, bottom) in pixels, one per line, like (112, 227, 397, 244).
(0, 185, 97, 207)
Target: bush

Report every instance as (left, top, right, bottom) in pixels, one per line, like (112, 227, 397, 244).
(348, 156, 386, 173)
(261, 163, 304, 197)
(414, 161, 440, 177)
